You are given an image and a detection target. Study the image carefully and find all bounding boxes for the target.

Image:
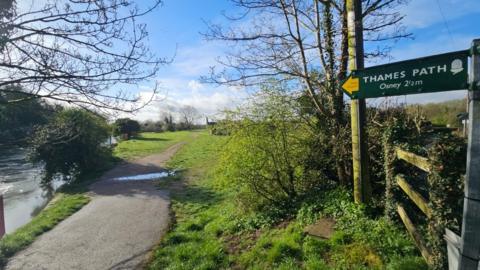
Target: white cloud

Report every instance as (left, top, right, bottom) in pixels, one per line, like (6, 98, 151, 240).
(128, 84, 247, 121)
(188, 80, 204, 91)
(125, 81, 247, 122)
(121, 38, 250, 123)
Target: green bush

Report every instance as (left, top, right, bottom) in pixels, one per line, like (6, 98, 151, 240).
(219, 89, 321, 211)
(113, 118, 140, 139)
(29, 109, 111, 181)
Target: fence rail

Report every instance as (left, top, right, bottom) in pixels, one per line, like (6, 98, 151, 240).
(394, 148, 434, 265)
(396, 174, 432, 218)
(395, 147, 431, 173)
(397, 204, 434, 265)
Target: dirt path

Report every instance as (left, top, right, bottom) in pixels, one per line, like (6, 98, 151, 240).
(6, 142, 185, 270)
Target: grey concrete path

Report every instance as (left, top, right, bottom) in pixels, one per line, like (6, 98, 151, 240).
(6, 142, 185, 270)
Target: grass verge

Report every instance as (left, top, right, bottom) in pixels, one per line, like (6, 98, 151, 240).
(147, 131, 428, 270)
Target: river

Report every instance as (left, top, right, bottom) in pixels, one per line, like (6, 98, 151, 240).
(0, 146, 64, 234)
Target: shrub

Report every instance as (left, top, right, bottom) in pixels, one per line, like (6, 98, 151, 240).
(219, 89, 320, 211)
(113, 118, 140, 139)
(29, 109, 111, 181)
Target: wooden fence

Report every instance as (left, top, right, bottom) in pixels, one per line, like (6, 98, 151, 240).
(394, 147, 435, 265)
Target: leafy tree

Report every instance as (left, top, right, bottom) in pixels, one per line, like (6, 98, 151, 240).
(113, 118, 141, 139)
(0, 86, 56, 144)
(29, 109, 110, 182)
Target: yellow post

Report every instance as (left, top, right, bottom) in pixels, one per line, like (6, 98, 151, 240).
(347, 0, 371, 203)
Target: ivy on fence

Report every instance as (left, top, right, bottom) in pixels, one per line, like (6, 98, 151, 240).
(426, 135, 466, 269)
(383, 119, 466, 269)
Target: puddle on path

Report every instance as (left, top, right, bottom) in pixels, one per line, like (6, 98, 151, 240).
(113, 171, 175, 181)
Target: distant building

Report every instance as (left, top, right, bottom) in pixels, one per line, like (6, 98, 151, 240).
(206, 117, 217, 126)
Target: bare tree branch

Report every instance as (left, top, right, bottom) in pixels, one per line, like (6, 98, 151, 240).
(0, 0, 169, 113)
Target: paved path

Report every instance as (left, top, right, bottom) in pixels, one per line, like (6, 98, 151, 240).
(6, 142, 185, 270)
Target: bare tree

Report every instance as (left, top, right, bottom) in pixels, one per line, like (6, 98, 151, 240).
(0, 0, 169, 112)
(180, 105, 199, 129)
(202, 0, 411, 184)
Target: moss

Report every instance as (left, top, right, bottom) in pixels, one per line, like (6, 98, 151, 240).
(332, 243, 383, 269)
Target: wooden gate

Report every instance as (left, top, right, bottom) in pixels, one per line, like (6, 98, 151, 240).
(394, 147, 434, 265)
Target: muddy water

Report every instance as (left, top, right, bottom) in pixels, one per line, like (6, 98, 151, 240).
(0, 147, 64, 234)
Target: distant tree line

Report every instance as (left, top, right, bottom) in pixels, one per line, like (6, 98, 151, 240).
(140, 105, 204, 133)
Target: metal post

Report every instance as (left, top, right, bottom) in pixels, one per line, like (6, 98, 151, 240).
(347, 0, 371, 203)
(459, 39, 480, 270)
(0, 195, 5, 238)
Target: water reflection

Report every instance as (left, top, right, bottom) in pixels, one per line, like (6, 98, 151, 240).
(0, 146, 65, 233)
(113, 171, 174, 181)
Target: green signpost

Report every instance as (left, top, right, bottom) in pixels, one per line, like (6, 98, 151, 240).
(342, 50, 470, 99)
(341, 41, 480, 270)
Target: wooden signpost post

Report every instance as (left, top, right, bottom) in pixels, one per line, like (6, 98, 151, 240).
(341, 40, 479, 270)
(347, 0, 371, 204)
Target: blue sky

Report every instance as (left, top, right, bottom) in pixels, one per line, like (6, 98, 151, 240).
(131, 0, 480, 121)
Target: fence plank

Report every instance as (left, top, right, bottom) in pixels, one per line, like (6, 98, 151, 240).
(395, 147, 431, 173)
(397, 204, 434, 265)
(396, 174, 432, 218)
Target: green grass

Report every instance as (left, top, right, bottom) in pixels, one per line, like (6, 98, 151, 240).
(0, 194, 90, 266)
(147, 131, 428, 270)
(147, 131, 231, 270)
(113, 131, 198, 160)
